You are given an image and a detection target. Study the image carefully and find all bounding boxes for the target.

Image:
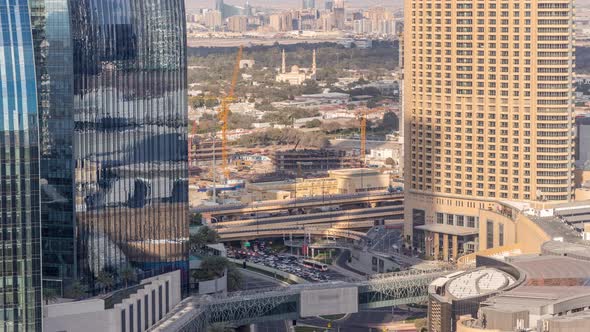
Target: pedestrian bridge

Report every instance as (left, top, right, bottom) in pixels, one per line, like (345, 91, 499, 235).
(148, 269, 449, 332)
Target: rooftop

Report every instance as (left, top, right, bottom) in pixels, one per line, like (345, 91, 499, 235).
(446, 268, 515, 299)
(483, 286, 590, 314)
(509, 255, 590, 282)
(542, 241, 590, 261)
(328, 168, 382, 176)
(414, 224, 479, 236)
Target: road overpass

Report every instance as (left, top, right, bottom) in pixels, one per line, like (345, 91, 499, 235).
(214, 205, 404, 240)
(149, 268, 450, 332)
(218, 226, 370, 241)
(194, 192, 404, 221)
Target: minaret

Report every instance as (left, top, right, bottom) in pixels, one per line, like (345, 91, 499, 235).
(312, 49, 317, 74)
(282, 49, 286, 74)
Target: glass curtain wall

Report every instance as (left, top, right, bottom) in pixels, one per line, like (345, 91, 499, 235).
(0, 0, 43, 330)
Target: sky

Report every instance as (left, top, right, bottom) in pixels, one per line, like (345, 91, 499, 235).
(185, 0, 403, 11)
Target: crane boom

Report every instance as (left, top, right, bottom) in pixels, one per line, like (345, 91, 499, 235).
(360, 113, 367, 166)
(220, 45, 243, 180)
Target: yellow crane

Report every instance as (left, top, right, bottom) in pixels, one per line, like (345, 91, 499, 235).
(218, 45, 243, 180)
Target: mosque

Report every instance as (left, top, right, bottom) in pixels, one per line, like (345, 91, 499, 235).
(275, 49, 317, 85)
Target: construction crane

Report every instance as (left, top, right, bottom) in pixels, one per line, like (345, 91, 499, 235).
(356, 106, 389, 166)
(218, 45, 243, 180)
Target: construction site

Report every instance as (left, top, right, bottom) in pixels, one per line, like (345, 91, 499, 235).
(188, 46, 403, 209)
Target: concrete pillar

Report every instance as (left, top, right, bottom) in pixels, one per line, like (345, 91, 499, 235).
(425, 232, 433, 259)
(311, 248, 315, 258)
(452, 235, 458, 261)
(443, 234, 449, 262)
(434, 233, 440, 260)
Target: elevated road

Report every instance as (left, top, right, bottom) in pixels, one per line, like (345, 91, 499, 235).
(149, 268, 451, 332)
(219, 227, 369, 241)
(194, 192, 404, 219)
(214, 206, 404, 240)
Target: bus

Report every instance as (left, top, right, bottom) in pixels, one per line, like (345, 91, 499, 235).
(301, 259, 329, 272)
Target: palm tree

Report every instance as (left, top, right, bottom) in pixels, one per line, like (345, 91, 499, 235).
(96, 270, 115, 294)
(120, 266, 136, 288)
(43, 288, 59, 305)
(64, 282, 87, 300)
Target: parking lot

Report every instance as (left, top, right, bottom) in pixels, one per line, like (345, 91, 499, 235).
(227, 242, 345, 282)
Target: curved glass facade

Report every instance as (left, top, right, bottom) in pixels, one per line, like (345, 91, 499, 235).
(70, 0, 188, 289)
(31, 0, 188, 293)
(0, 0, 43, 330)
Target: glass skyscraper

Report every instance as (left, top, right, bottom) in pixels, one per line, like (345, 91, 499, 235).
(0, 0, 43, 330)
(30, 0, 189, 294)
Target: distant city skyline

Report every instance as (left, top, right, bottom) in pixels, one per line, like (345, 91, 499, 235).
(184, 0, 590, 11)
(185, 0, 404, 10)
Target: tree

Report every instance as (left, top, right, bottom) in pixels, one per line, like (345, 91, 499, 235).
(200, 256, 228, 278)
(120, 266, 137, 288)
(301, 79, 321, 95)
(64, 282, 87, 300)
(226, 264, 243, 291)
(96, 270, 115, 294)
(43, 288, 59, 305)
(189, 226, 220, 252)
(366, 99, 378, 109)
(190, 212, 203, 226)
(385, 157, 395, 166)
(192, 256, 231, 282)
(305, 119, 322, 128)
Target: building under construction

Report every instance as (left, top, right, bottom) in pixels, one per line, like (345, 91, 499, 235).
(189, 138, 223, 173)
(272, 149, 362, 174)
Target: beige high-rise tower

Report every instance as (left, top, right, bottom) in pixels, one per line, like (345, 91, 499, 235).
(403, 0, 575, 259)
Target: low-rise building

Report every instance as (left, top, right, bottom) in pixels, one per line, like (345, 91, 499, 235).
(272, 149, 362, 174)
(242, 168, 392, 202)
(44, 271, 182, 332)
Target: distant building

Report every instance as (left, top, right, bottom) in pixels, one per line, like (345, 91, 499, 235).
(244, 168, 390, 202)
(216, 0, 250, 19)
(576, 115, 590, 169)
(297, 10, 320, 30)
(204, 10, 223, 29)
(333, 7, 345, 29)
(332, 0, 345, 29)
(302, 0, 315, 9)
(239, 59, 255, 69)
(353, 19, 372, 34)
(276, 49, 317, 85)
(227, 15, 248, 32)
(272, 149, 362, 174)
(320, 13, 335, 31)
(269, 12, 294, 32)
(325, 0, 334, 11)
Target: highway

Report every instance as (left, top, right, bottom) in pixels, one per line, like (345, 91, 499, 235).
(214, 205, 404, 228)
(194, 191, 404, 216)
(218, 227, 369, 241)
